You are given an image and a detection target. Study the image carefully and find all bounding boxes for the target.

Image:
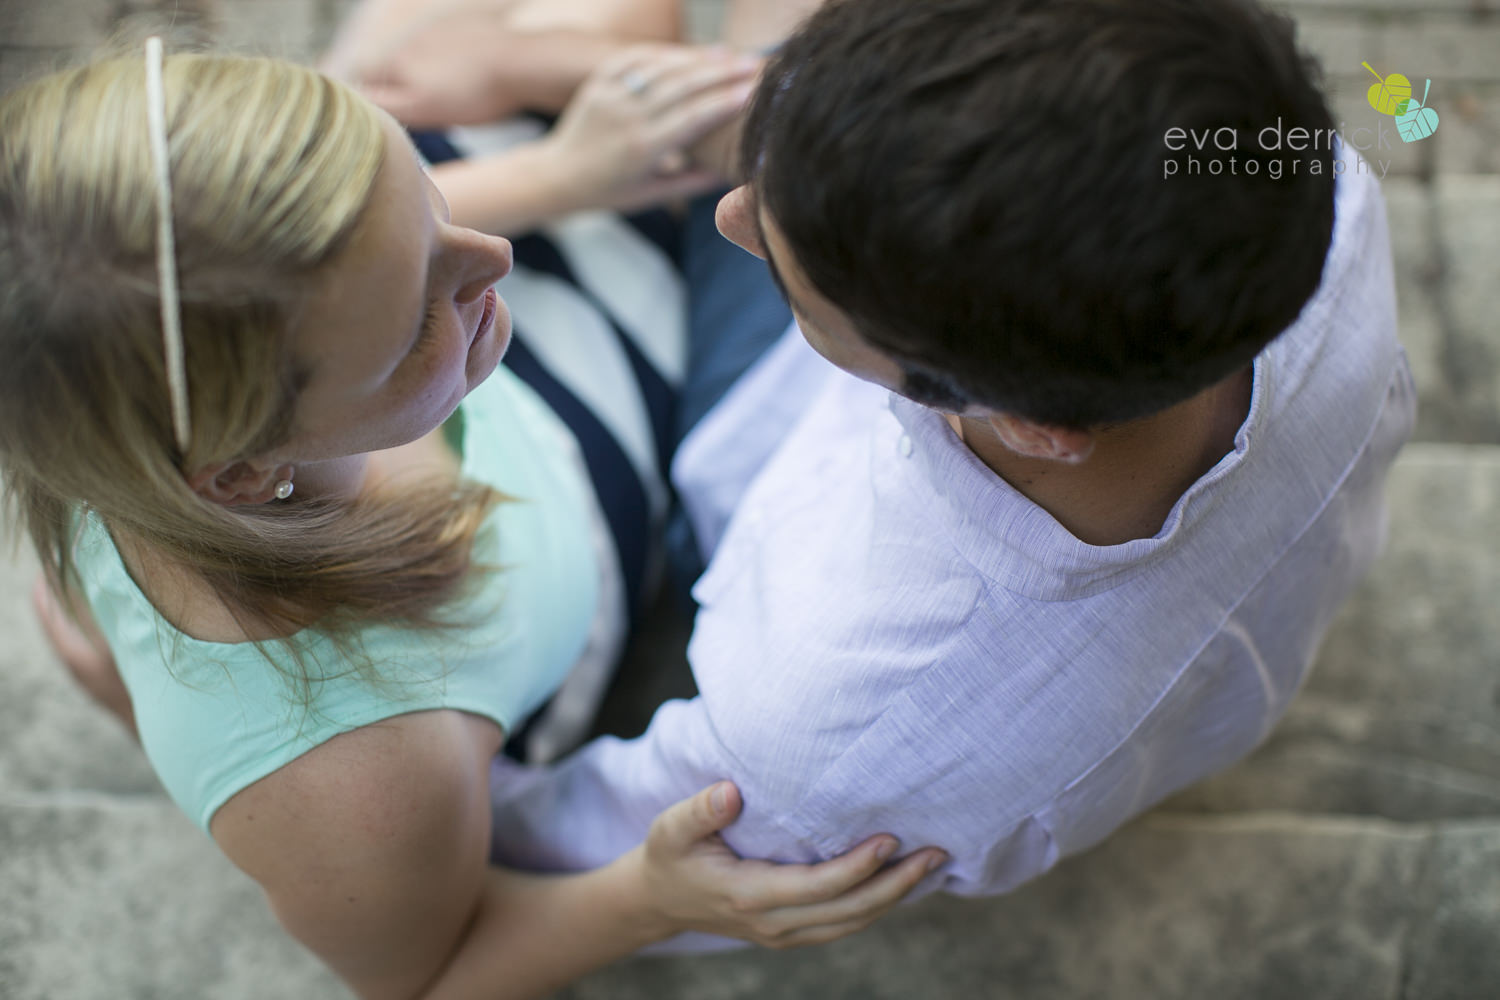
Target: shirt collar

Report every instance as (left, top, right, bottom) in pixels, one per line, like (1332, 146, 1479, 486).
(884, 363, 1262, 600)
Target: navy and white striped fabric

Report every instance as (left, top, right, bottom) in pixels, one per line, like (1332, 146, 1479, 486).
(413, 122, 686, 760)
(415, 122, 683, 617)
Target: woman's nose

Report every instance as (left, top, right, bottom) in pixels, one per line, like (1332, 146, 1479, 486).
(456, 232, 513, 302)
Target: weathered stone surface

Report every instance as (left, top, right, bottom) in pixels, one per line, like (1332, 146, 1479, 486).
(1403, 824, 1500, 999)
(1387, 177, 1500, 443)
(0, 0, 217, 50)
(0, 541, 161, 798)
(212, 0, 323, 61)
(1374, 21, 1500, 82)
(558, 814, 1500, 1000)
(1281, 0, 1496, 10)
(0, 797, 350, 1000)
(1296, 12, 1384, 77)
(9, 795, 1496, 1000)
(1434, 177, 1500, 437)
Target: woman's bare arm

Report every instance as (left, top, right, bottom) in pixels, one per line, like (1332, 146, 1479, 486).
(211, 709, 942, 1000)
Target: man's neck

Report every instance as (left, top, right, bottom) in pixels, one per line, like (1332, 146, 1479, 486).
(947, 367, 1254, 546)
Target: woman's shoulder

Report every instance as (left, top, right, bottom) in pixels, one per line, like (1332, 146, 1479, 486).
(211, 708, 500, 851)
(208, 707, 501, 997)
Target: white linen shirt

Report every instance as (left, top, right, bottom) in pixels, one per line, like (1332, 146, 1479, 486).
(489, 165, 1416, 943)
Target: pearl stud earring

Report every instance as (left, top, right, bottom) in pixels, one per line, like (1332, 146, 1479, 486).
(273, 480, 294, 500)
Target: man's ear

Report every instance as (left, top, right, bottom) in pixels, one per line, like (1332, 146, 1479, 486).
(186, 459, 292, 507)
(715, 185, 767, 259)
(987, 413, 1096, 465)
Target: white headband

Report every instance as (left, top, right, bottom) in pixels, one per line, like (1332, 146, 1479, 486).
(144, 36, 191, 453)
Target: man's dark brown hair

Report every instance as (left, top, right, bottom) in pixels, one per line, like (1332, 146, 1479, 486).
(741, 0, 1337, 427)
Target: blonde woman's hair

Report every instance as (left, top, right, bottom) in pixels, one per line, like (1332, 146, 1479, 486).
(0, 51, 497, 678)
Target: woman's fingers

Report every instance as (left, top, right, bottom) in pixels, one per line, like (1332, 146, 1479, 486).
(724, 833, 900, 911)
(754, 847, 947, 943)
(636, 781, 945, 948)
(597, 45, 757, 123)
(762, 913, 888, 950)
(641, 53, 760, 114)
(594, 43, 702, 91)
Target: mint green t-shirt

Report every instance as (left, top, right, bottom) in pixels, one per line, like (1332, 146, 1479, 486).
(72, 367, 599, 832)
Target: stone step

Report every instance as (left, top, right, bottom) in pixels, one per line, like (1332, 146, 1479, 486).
(560, 814, 1500, 1000)
(1387, 176, 1500, 443)
(1282, 0, 1499, 177)
(3, 792, 1496, 999)
(0, 795, 348, 1000)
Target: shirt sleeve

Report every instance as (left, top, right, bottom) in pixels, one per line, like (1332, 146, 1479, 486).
(488, 695, 832, 951)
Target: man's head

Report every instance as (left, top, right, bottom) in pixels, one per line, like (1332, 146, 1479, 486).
(722, 0, 1336, 432)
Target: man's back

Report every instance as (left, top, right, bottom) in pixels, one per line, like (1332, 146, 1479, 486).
(490, 165, 1414, 922)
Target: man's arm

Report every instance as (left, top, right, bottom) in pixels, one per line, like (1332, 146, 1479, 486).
(490, 697, 824, 872)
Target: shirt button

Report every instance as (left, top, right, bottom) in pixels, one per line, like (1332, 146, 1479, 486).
(898, 434, 914, 457)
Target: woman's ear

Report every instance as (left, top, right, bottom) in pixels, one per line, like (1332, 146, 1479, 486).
(187, 460, 293, 506)
(987, 413, 1096, 465)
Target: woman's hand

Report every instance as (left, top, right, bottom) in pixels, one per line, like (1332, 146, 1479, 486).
(535, 45, 762, 215)
(630, 782, 948, 948)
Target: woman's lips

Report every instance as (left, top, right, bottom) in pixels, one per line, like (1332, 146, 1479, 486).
(471, 287, 497, 347)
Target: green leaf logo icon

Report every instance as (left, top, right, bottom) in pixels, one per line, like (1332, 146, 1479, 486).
(1363, 62, 1412, 115)
(1396, 79, 1440, 142)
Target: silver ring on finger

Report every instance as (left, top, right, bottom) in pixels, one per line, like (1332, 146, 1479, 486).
(622, 70, 650, 96)
(655, 149, 689, 175)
